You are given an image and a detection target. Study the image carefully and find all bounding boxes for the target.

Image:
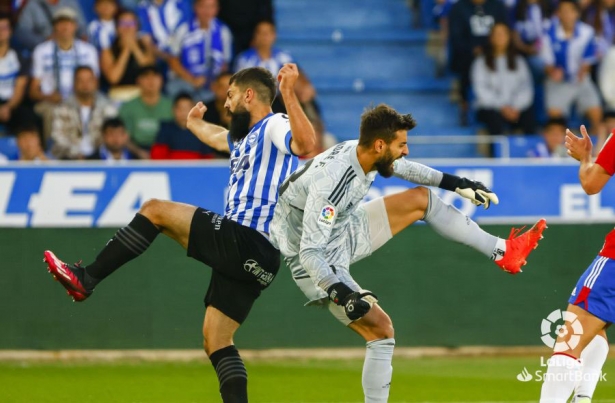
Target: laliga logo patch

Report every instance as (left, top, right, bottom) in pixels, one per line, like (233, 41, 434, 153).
(317, 205, 335, 227)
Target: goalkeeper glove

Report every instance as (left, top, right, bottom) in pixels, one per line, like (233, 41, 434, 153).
(439, 173, 499, 209)
(327, 282, 378, 321)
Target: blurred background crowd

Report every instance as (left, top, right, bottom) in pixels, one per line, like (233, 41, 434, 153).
(0, 0, 614, 162)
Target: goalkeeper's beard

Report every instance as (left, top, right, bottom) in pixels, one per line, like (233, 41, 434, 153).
(374, 149, 397, 178)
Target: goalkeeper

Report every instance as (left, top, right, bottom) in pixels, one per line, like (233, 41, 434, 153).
(269, 104, 547, 403)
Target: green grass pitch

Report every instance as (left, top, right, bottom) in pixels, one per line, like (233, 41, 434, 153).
(1, 356, 614, 402)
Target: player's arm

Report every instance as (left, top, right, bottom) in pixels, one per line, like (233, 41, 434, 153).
(567, 125, 613, 195)
(186, 102, 230, 153)
(299, 185, 376, 321)
(393, 159, 500, 209)
(277, 63, 316, 156)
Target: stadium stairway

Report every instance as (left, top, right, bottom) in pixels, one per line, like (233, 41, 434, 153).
(275, 0, 480, 158)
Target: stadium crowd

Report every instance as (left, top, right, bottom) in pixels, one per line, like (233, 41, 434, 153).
(434, 0, 615, 156)
(2, 0, 613, 161)
(0, 0, 333, 162)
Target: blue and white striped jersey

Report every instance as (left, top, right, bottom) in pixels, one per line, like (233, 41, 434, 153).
(541, 19, 597, 82)
(137, 0, 192, 51)
(225, 113, 299, 234)
(87, 19, 116, 51)
(233, 48, 294, 78)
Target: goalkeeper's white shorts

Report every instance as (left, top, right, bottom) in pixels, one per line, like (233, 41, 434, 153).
(286, 197, 393, 326)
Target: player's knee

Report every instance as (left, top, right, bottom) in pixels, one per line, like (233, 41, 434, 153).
(139, 199, 163, 223)
(400, 187, 429, 213)
(370, 310, 395, 339)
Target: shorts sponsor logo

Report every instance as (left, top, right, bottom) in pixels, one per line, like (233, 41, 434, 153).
(243, 259, 274, 287)
(317, 205, 335, 227)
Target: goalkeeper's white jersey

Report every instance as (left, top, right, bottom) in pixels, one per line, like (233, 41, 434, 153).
(270, 140, 377, 289)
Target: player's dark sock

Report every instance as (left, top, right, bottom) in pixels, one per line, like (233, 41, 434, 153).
(209, 345, 248, 403)
(84, 214, 160, 288)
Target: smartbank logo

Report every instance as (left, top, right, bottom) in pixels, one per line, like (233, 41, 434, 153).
(515, 358, 608, 383)
(516, 309, 607, 384)
(0, 172, 170, 227)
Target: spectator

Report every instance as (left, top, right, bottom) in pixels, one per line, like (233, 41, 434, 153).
(203, 71, 231, 128)
(471, 23, 535, 136)
(600, 44, 615, 111)
(30, 7, 99, 141)
(15, 0, 87, 52)
(151, 92, 217, 159)
(541, 0, 603, 135)
(87, 117, 138, 160)
(448, 0, 508, 125)
(218, 0, 273, 54)
(29, 7, 99, 102)
(136, 0, 191, 56)
(14, 125, 49, 161)
(50, 66, 117, 159)
(528, 117, 568, 157)
(0, 14, 32, 134)
(511, 0, 552, 77)
(88, 0, 118, 52)
(118, 65, 172, 158)
(234, 20, 293, 77)
(167, 0, 233, 101)
(100, 9, 155, 101)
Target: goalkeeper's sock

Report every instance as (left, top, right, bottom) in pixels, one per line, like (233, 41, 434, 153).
(424, 189, 500, 258)
(84, 213, 160, 288)
(575, 335, 609, 399)
(540, 353, 582, 402)
(210, 345, 248, 403)
(362, 338, 395, 403)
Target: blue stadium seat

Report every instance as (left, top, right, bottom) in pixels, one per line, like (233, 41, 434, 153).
(274, 0, 468, 157)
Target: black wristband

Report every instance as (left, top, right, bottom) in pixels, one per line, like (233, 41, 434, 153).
(439, 173, 461, 191)
(327, 282, 354, 305)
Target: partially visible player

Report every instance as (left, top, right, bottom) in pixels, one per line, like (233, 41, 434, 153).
(540, 125, 613, 403)
(42, 64, 315, 403)
(269, 104, 547, 403)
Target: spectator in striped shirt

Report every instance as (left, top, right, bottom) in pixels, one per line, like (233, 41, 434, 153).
(234, 20, 293, 78)
(88, 0, 118, 52)
(541, 0, 603, 137)
(167, 0, 233, 102)
(136, 0, 192, 57)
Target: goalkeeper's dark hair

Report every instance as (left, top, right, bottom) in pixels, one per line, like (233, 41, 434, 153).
(359, 104, 416, 147)
(229, 67, 277, 105)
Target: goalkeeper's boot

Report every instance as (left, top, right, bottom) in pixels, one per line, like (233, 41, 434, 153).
(495, 218, 547, 274)
(43, 250, 92, 302)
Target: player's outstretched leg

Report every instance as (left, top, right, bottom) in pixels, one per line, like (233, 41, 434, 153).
(44, 199, 196, 301)
(382, 187, 546, 274)
(572, 331, 609, 402)
(348, 304, 395, 403)
(540, 304, 608, 403)
(203, 306, 247, 403)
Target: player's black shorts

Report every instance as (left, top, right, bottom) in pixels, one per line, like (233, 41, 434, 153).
(187, 208, 280, 324)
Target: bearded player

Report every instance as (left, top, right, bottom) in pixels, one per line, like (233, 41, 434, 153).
(540, 125, 614, 403)
(270, 104, 547, 402)
(42, 65, 315, 403)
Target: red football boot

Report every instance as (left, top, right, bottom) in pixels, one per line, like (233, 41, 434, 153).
(495, 219, 547, 274)
(43, 250, 92, 302)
